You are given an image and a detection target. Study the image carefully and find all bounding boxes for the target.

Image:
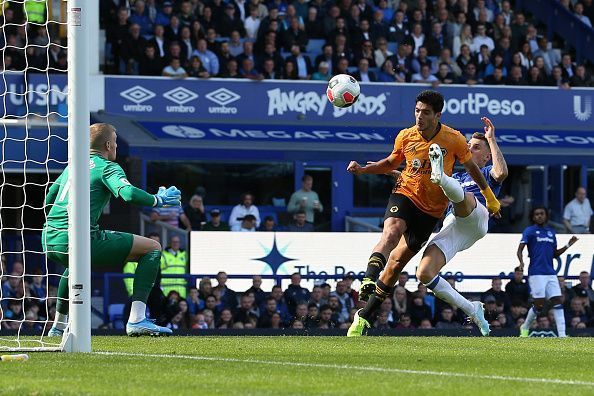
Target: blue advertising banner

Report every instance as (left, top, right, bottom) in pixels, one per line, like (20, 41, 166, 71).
(1, 126, 67, 171)
(139, 121, 594, 149)
(1, 73, 68, 118)
(105, 76, 594, 131)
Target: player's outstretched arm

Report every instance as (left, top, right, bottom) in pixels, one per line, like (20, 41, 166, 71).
(462, 158, 501, 215)
(347, 156, 401, 176)
(482, 117, 508, 183)
(553, 236, 578, 257)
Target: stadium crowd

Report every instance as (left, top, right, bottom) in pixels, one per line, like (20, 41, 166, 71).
(101, 0, 594, 86)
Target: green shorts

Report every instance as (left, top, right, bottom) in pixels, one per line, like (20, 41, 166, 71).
(43, 230, 134, 268)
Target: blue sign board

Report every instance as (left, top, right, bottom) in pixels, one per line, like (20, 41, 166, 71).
(1, 126, 68, 171)
(1, 73, 67, 118)
(105, 76, 594, 131)
(139, 121, 594, 149)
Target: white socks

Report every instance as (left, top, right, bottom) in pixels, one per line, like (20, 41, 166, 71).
(438, 174, 465, 203)
(129, 301, 147, 324)
(522, 306, 537, 330)
(553, 304, 566, 337)
(425, 275, 474, 316)
(54, 312, 68, 330)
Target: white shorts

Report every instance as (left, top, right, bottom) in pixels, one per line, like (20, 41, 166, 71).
(427, 198, 490, 263)
(528, 275, 562, 299)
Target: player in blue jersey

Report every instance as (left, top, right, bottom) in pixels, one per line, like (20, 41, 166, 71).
(517, 206, 578, 337)
(415, 117, 507, 336)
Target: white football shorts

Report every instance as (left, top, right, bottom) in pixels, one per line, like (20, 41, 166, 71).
(427, 198, 490, 263)
(528, 275, 562, 299)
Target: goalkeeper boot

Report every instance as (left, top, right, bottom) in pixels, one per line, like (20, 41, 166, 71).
(359, 278, 376, 302)
(126, 318, 173, 337)
(469, 301, 490, 336)
(347, 309, 370, 337)
(429, 143, 444, 184)
(519, 327, 530, 338)
(47, 327, 64, 337)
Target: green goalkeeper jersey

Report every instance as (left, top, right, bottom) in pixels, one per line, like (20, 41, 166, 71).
(43, 153, 155, 244)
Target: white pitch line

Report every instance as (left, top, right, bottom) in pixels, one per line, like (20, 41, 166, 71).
(95, 351, 594, 387)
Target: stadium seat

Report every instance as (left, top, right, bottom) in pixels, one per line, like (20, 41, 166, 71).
(306, 39, 326, 55)
(108, 303, 126, 330)
(272, 197, 287, 208)
(347, 66, 358, 73)
(387, 42, 397, 54)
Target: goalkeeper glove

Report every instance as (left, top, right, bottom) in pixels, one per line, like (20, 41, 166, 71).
(480, 187, 501, 214)
(154, 186, 181, 207)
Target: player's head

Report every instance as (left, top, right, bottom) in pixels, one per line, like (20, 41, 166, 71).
(414, 90, 444, 133)
(468, 132, 491, 168)
(529, 205, 549, 225)
(90, 123, 117, 161)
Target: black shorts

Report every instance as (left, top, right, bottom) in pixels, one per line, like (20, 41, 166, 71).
(383, 193, 440, 253)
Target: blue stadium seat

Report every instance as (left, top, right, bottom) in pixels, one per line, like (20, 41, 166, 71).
(387, 42, 398, 54)
(369, 67, 380, 77)
(306, 39, 326, 54)
(272, 197, 287, 208)
(108, 303, 125, 330)
(347, 66, 358, 73)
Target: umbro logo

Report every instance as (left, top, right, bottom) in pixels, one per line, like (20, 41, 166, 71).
(120, 86, 156, 104)
(205, 88, 241, 106)
(163, 87, 199, 105)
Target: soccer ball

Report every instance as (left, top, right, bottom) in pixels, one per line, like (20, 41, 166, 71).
(326, 74, 360, 108)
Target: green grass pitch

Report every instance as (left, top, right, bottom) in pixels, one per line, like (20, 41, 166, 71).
(1, 337, 593, 395)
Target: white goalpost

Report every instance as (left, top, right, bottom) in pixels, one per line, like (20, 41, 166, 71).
(0, 0, 90, 352)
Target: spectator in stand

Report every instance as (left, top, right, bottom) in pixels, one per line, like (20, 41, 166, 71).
(258, 215, 278, 231)
(482, 277, 511, 312)
(311, 61, 331, 81)
(570, 64, 593, 87)
(505, 65, 525, 85)
(473, 23, 494, 53)
(151, 196, 191, 229)
(412, 46, 434, 75)
(139, 44, 163, 76)
(395, 313, 415, 329)
(267, 285, 291, 323)
(165, 15, 182, 41)
(558, 276, 574, 309)
(566, 298, 591, 324)
(186, 287, 203, 315)
(287, 175, 323, 224)
(220, 3, 245, 37)
(192, 39, 219, 76)
(237, 41, 256, 68)
(287, 211, 315, 232)
(483, 66, 505, 85)
(378, 59, 401, 83)
(455, 44, 473, 72)
(575, 2, 593, 27)
(184, 194, 206, 231)
(244, 5, 262, 40)
(351, 58, 375, 82)
(120, 24, 146, 75)
(235, 214, 257, 232)
(309, 286, 323, 308)
(284, 273, 310, 316)
(187, 56, 210, 78)
(547, 65, 569, 88)
(214, 271, 238, 311)
(563, 187, 593, 234)
(286, 44, 312, 80)
(572, 271, 594, 304)
(374, 309, 393, 329)
(198, 277, 214, 300)
(410, 23, 425, 56)
(234, 294, 260, 324)
(458, 62, 480, 85)
(216, 308, 234, 328)
(533, 37, 560, 76)
(435, 307, 463, 329)
(435, 62, 455, 84)
(393, 286, 408, 317)
(202, 209, 230, 231)
(160, 235, 188, 298)
(282, 16, 308, 52)
(1, 271, 23, 310)
(332, 281, 354, 323)
(354, 40, 376, 68)
(506, 266, 530, 303)
(229, 193, 260, 231)
(425, 21, 449, 57)
(412, 64, 438, 84)
(258, 296, 281, 327)
(561, 54, 575, 80)
(246, 275, 267, 308)
(282, 60, 298, 79)
(227, 31, 244, 58)
(148, 25, 168, 60)
(409, 291, 432, 326)
(129, 0, 153, 39)
(240, 58, 263, 80)
(453, 23, 473, 59)
(510, 300, 528, 324)
(162, 57, 188, 78)
(317, 304, 337, 329)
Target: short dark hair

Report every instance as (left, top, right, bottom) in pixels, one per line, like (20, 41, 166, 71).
(471, 132, 490, 150)
(415, 90, 444, 113)
(529, 205, 549, 223)
(302, 174, 313, 182)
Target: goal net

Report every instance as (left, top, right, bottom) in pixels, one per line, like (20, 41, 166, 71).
(0, 0, 86, 352)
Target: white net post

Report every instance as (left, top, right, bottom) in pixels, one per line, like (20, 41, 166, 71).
(65, 0, 89, 353)
(0, 0, 91, 352)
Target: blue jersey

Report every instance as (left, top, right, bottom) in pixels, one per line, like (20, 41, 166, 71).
(452, 165, 502, 207)
(520, 225, 558, 276)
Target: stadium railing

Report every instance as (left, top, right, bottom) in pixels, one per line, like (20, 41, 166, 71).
(139, 212, 189, 249)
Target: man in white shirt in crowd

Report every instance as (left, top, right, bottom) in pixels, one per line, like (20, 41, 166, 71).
(563, 187, 593, 234)
(229, 193, 261, 231)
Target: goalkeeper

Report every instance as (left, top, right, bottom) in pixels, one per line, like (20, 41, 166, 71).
(43, 123, 181, 337)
